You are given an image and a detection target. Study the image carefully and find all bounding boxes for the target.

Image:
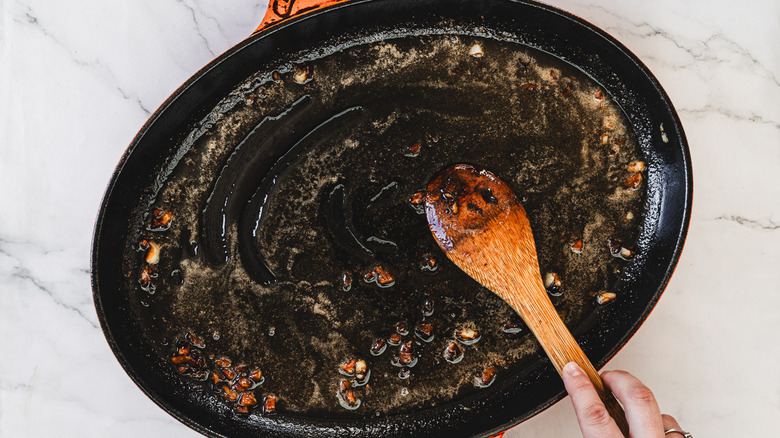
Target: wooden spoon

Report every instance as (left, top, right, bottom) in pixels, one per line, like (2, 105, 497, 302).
(425, 163, 629, 436)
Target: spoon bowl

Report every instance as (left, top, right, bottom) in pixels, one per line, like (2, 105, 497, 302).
(425, 163, 629, 436)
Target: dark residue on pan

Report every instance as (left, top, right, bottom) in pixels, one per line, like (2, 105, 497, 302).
(124, 34, 646, 419)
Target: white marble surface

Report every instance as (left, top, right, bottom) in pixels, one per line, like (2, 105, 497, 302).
(1, 0, 778, 436)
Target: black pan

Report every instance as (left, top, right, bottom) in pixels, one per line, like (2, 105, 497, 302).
(92, 0, 692, 437)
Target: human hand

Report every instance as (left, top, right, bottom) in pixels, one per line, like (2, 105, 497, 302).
(562, 362, 689, 438)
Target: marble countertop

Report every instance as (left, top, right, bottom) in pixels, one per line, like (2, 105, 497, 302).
(1, 0, 778, 436)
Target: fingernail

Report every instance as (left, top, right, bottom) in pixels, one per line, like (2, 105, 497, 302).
(563, 362, 582, 377)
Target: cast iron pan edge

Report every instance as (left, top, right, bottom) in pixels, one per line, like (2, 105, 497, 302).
(92, 0, 692, 437)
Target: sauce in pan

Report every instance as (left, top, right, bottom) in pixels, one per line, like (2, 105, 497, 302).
(125, 34, 646, 418)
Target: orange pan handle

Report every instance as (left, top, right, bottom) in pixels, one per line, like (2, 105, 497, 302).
(254, 0, 352, 33)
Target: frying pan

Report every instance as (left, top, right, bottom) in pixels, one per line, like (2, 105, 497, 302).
(91, 0, 692, 437)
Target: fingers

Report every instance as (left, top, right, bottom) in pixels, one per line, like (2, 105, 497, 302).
(562, 362, 624, 438)
(601, 370, 664, 438)
(564, 364, 680, 438)
(662, 414, 685, 436)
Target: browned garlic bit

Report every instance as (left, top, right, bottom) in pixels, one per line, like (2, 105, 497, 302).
(627, 161, 646, 173)
(222, 367, 237, 381)
(521, 83, 539, 90)
(395, 321, 409, 336)
(339, 378, 352, 394)
(409, 191, 426, 214)
(293, 69, 307, 84)
(502, 320, 523, 334)
(370, 338, 387, 356)
(600, 133, 610, 145)
(474, 366, 498, 388)
(596, 291, 617, 305)
(608, 238, 635, 260)
(340, 358, 357, 375)
(150, 208, 173, 231)
(594, 89, 604, 100)
(607, 238, 621, 256)
(263, 395, 277, 414)
(138, 265, 157, 291)
(405, 141, 422, 157)
(544, 272, 563, 297)
(395, 341, 418, 367)
(363, 265, 395, 287)
(469, 43, 484, 58)
(176, 340, 190, 356)
(341, 272, 353, 291)
(660, 123, 669, 143)
(338, 388, 360, 410)
(624, 172, 643, 190)
(337, 379, 361, 410)
(455, 328, 481, 345)
(443, 341, 464, 364)
(387, 333, 402, 346)
(239, 392, 257, 407)
(414, 322, 434, 343)
(625, 212, 635, 221)
(420, 255, 438, 272)
(354, 374, 369, 386)
(571, 239, 584, 254)
(235, 377, 253, 391)
(222, 385, 239, 402)
(171, 354, 189, 365)
(185, 331, 206, 349)
(145, 241, 161, 264)
(354, 360, 370, 386)
(355, 359, 367, 375)
(293, 65, 313, 84)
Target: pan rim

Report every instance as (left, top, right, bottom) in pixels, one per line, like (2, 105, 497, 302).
(91, 0, 692, 436)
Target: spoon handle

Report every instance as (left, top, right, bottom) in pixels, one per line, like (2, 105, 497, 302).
(507, 290, 629, 436)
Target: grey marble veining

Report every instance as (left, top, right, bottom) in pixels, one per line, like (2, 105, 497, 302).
(1, 0, 778, 436)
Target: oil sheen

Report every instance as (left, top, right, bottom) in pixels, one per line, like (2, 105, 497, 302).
(124, 34, 646, 419)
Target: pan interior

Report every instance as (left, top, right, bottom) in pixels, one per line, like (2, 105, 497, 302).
(122, 32, 647, 420)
